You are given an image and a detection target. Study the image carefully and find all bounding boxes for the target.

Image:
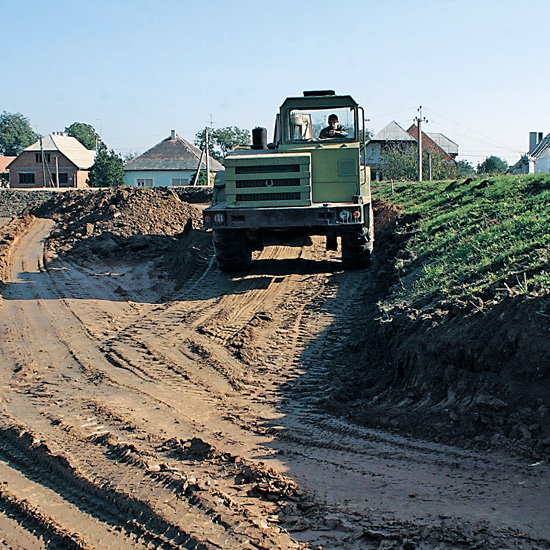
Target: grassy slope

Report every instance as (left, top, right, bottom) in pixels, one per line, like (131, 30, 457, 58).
(375, 173, 550, 313)
(326, 175, 550, 457)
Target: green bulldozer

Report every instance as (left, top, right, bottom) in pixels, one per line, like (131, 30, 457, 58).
(203, 90, 374, 271)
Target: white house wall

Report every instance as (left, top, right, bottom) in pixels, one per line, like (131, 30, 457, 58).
(535, 149, 550, 173)
(363, 142, 382, 164)
(123, 170, 196, 187)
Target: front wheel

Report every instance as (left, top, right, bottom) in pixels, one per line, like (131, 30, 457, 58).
(341, 225, 373, 269)
(213, 228, 252, 272)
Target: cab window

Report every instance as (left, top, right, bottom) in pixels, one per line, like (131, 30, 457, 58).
(288, 107, 356, 142)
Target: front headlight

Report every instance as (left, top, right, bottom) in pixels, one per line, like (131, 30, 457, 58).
(339, 210, 351, 222)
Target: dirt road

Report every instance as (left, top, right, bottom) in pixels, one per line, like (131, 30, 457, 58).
(0, 217, 549, 549)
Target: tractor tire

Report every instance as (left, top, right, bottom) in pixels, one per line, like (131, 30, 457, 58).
(341, 225, 372, 269)
(213, 228, 252, 272)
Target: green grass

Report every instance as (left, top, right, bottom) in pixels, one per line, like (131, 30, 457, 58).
(375, 174, 550, 309)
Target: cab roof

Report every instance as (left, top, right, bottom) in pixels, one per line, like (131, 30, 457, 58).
(280, 92, 358, 111)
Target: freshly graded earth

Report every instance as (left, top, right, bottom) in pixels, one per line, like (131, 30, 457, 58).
(0, 187, 548, 550)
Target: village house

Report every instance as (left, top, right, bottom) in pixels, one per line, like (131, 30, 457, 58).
(363, 121, 458, 181)
(509, 132, 550, 174)
(8, 134, 96, 188)
(123, 130, 224, 187)
(426, 132, 459, 159)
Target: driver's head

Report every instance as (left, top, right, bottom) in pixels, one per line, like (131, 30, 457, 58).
(328, 114, 339, 127)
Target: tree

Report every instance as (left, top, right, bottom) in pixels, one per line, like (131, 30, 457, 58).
(456, 159, 476, 177)
(477, 156, 508, 175)
(190, 170, 211, 186)
(381, 144, 418, 181)
(87, 144, 124, 187)
(65, 122, 103, 151)
(194, 126, 251, 161)
(0, 111, 39, 156)
(380, 144, 456, 181)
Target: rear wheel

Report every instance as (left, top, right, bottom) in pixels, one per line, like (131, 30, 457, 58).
(341, 225, 372, 269)
(213, 228, 252, 272)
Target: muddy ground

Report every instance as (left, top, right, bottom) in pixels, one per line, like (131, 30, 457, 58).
(0, 187, 548, 549)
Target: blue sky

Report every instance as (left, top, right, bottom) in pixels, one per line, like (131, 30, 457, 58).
(4, 0, 549, 166)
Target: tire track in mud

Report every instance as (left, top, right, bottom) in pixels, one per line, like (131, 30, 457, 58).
(0, 420, 226, 550)
(43, 238, 550, 549)
(2, 218, 550, 549)
(0, 219, 309, 549)
(185, 250, 550, 549)
(0, 405, 301, 550)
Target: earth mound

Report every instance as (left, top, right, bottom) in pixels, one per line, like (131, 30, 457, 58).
(33, 187, 213, 287)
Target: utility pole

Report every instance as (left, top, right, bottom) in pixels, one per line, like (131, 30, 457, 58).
(414, 106, 428, 182)
(40, 137, 47, 187)
(205, 127, 211, 186)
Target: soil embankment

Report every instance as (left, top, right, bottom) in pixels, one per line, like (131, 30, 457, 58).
(321, 198, 550, 460)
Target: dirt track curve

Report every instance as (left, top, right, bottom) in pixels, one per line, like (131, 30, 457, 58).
(0, 216, 549, 550)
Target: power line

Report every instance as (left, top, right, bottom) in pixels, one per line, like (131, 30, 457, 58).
(367, 107, 417, 121)
(425, 118, 522, 153)
(423, 107, 523, 155)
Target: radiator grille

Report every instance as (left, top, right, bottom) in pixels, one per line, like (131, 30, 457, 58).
(235, 164, 300, 174)
(236, 192, 301, 202)
(235, 178, 300, 188)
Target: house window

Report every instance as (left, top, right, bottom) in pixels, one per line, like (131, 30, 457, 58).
(19, 173, 35, 184)
(171, 178, 188, 186)
(136, 178, 153, 187)
(51, 173, 69, 185)
(35, 153, 51, 163)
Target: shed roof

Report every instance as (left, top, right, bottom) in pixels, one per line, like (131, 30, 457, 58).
(25, 134, 96, 169)
(371, 121, 416, 142)
(427, 133, 459, 156)
(124, 133, 224, 172)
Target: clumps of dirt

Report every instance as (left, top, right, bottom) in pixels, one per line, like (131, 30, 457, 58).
(158, 437, 299, 502)
(236, 460, 299, 501)
(325, 198, 550, 460)
(225, 311, 274, 364)
(372, 197, 402, 239)
(31, 187, 213, 287)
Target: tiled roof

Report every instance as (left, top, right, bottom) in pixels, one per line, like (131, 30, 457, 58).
(0, 155, 16, 172)
(532, 133, 550, 158)
(124, 133, 224, 172)
(25, 134, 96, 169)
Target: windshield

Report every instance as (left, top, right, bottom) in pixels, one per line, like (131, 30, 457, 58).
(288, 107, 356, 142)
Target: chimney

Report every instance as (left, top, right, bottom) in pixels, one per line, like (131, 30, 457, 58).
(170, 130, 177, 140)
(529, 132, 539, 153)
